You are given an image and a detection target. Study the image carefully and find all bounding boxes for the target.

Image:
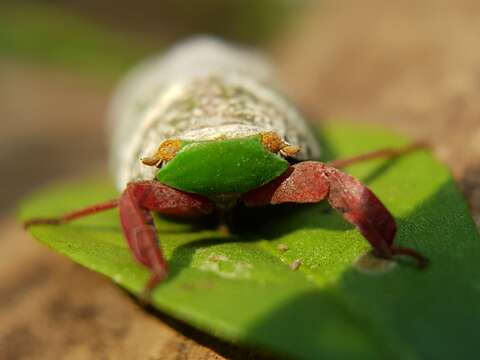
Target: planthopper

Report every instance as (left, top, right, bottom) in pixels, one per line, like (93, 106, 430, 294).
(24, 37, 427, 296)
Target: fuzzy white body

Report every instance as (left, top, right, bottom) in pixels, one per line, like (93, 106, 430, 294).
(109, 37, 321, 191)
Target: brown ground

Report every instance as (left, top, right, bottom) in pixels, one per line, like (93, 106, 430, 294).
(1, 1, 480, 359)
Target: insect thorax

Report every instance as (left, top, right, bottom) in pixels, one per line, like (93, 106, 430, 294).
(109, 38, 321, 190)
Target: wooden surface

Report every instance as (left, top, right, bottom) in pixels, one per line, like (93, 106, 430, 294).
(1, 1, 480, 359)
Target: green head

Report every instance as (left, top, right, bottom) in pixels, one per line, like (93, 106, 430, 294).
(154, 135, 290, 196)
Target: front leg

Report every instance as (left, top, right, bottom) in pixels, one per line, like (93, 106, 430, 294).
(25, 181, 214, 296)
(119, 181, 215, 295)
(243, 162, 427, 267)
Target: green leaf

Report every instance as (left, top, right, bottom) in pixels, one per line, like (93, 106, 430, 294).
(20, 124, 480, 360)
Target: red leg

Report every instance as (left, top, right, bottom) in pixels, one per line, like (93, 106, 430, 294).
(24, 199, 119, 228)
(120, 181, 214, 296)
(243, 161, 427, 267)
(327, 142, 426, 169)
(24, 181, 214, 296)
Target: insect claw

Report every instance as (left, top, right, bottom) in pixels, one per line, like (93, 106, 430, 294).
(372, 246, 429, 269)
(140, 271, 167, 303)
(390, 246, 429, 268)
(138, 288, 153, 305)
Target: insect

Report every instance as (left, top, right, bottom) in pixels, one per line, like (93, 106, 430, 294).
(25, 37, 427, 296)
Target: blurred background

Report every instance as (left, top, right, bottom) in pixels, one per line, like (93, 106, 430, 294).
(1, 1, 480, 359)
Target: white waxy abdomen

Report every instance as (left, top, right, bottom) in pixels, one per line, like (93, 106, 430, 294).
(109, 37, 321, 191)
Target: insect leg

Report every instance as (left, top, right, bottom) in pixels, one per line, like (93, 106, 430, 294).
(120, 181, 214, 297)
(24, 199, 119, 228)
(25, 181, 214, 296)
(242, 164, 329, 205)
(327, 142, 426, 169)
(322, 163, 427, 266)
(242, 162, 427, 267)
